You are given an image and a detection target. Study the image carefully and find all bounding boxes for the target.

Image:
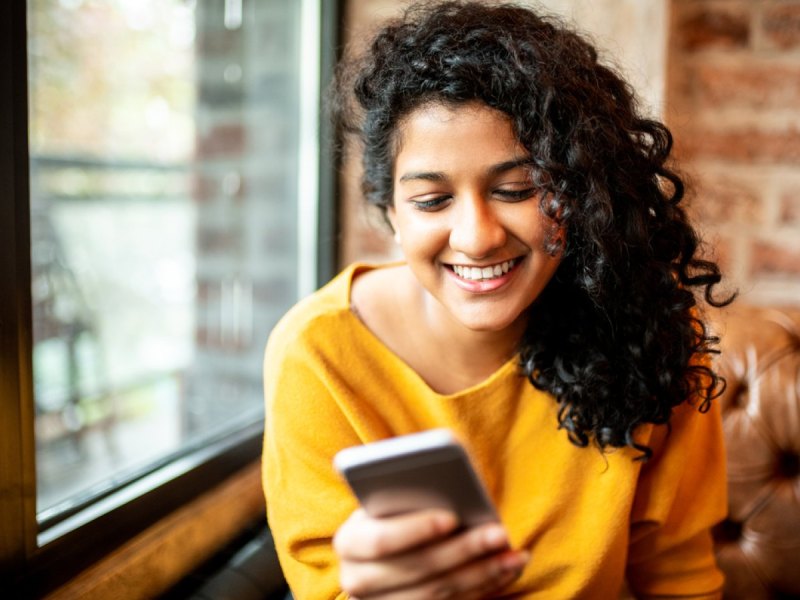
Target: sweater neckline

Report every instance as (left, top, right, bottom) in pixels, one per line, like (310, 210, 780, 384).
(338, 262, 521, 400)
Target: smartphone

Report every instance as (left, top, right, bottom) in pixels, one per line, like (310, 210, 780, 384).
(333, 428, 501, 529)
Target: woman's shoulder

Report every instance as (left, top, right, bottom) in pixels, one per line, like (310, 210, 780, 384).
(266, 262, 404, 356)
(350, 262, 410, 321)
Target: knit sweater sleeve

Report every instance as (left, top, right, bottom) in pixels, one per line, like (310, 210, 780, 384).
(625, 398, 727, 599)
(261, 315, 358, 600)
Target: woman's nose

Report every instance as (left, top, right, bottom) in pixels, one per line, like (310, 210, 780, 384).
(448, 195, 507, 259)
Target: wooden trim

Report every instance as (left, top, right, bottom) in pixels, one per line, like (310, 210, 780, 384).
(316, 0, 344, 285)
(0, 0, 37, 576)
(44, 461, 266, 600)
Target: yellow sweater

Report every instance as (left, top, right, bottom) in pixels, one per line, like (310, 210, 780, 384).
(262, 263, 726, 599)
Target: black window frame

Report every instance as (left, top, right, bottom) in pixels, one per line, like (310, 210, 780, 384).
(0, 1, 340, 595)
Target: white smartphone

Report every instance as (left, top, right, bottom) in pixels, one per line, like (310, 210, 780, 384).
(333, 429, 501, 529)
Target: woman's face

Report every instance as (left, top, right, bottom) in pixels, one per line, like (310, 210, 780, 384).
(388, 101, 562, 335)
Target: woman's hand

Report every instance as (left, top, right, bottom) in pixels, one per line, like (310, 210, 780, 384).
(333, 508, 529, 599)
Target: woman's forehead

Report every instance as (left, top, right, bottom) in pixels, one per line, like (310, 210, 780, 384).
(393, 102, 528, 174)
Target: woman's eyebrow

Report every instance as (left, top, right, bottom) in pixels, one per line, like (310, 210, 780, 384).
(398, 158, 533, 183)
(398, 170, 447, 183)
(488, 158, 534, 176)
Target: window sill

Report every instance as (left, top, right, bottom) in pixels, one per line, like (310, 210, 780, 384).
(44, 460, 265, 599)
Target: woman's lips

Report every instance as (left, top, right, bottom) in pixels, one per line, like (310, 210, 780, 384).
(446, 258, 522, 293)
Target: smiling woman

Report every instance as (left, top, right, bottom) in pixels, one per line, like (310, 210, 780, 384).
(262, 1, 733, 599)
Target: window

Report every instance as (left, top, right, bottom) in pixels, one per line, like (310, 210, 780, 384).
(1, 0, 338, 594)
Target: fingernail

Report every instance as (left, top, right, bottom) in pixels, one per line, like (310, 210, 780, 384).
(435, 512, 459, 531)
(484, 525, 509, 549)
(501, 550, 529, 572)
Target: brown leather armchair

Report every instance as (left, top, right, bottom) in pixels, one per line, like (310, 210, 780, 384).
(711, 305, 800, 599)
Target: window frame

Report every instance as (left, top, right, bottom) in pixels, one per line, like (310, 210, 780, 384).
(0, 1, 340, 594)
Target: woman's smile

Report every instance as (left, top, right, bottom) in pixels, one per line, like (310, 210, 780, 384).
(446, 257, 523, 293)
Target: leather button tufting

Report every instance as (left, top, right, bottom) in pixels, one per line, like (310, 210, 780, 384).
(727, 380, 747, 409)
(713, 305, 800, 599)
(777, 452, 800, 478)
(713, 518, 743, 544)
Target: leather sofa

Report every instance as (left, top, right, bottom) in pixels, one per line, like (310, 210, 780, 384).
(711, 305, 800, 599)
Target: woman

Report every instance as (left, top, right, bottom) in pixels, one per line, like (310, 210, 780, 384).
(262, 2, 732, 598)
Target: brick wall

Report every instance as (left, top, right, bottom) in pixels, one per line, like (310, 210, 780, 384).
(338, 0, 412, 267)
(668, 0, 800, 306)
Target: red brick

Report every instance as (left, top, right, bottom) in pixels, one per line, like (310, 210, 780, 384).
(708, 236, 733, 276)
(197, 124, 246, 158)
(676, 7, 750, 51)
(678, 127, 800, 165)
(691, 175, 765, 225)
(358, 223, 394, 255)
(750, 241, 800, 276)
(763, 4, 800, 50)
(692, 234, 737, 286)
(686, 63, 800, 109)
(779, 190, 800, 224)
(342, 213, 392, 258)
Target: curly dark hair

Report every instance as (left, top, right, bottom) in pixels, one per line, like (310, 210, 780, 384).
(333, 1, 734, 458)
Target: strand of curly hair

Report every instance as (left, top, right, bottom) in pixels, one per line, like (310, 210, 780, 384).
(332, 1, 734, 459)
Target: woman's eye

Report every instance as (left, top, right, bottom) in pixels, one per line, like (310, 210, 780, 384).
(411, 195, 450, 211)
(495, 187, 537, 202)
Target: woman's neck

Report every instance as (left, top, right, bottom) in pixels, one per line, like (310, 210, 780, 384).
(351, 264, 527, 395)
(415, 285, 526, 392)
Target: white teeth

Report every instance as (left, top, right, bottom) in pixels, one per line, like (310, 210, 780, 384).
(453, 259, 516, 281)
